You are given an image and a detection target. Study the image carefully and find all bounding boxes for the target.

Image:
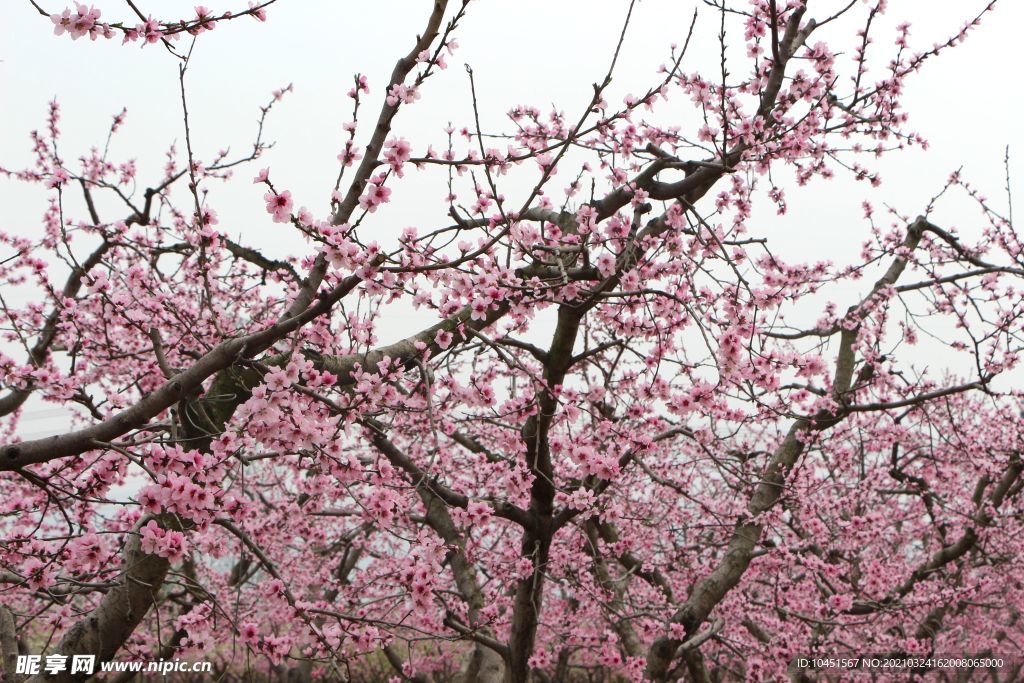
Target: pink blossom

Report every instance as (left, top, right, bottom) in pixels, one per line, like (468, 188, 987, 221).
(139, 520, 166, 556)
(358, 182, 391, 213)
(385, 84, 420, 107)
(240, 622, 259, 643)
(248, 1, 267, 21)
(196, 207, 218, 228)
(66, 533, 105, 572)
(435, 330, 453, 349)
(50, 4, 104, 40)
(190, 6, 216, 34)
(383, 137, 412, 175)
(135, 17, 163, 44)
(828, 594, 854, 612)
(338, 142, 362, 167)
(160, 530, 188, 563)
(264, 190, 293, 223)
(469, 299, 490, 321)
(48, 168, 70, 188)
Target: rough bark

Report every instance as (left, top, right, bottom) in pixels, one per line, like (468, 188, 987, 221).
(1, 606, 20, 683)
(507, 306, 582, 682)
(24, 529, 170, 683)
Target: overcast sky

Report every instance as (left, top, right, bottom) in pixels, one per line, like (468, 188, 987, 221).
(2, 0, 1021, 435)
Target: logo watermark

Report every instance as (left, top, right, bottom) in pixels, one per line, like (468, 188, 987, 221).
(793, 655, 1015, 675)
(15, 654, 213, 677)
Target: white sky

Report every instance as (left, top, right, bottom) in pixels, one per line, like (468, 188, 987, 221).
(2, 0, 1021, 435)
